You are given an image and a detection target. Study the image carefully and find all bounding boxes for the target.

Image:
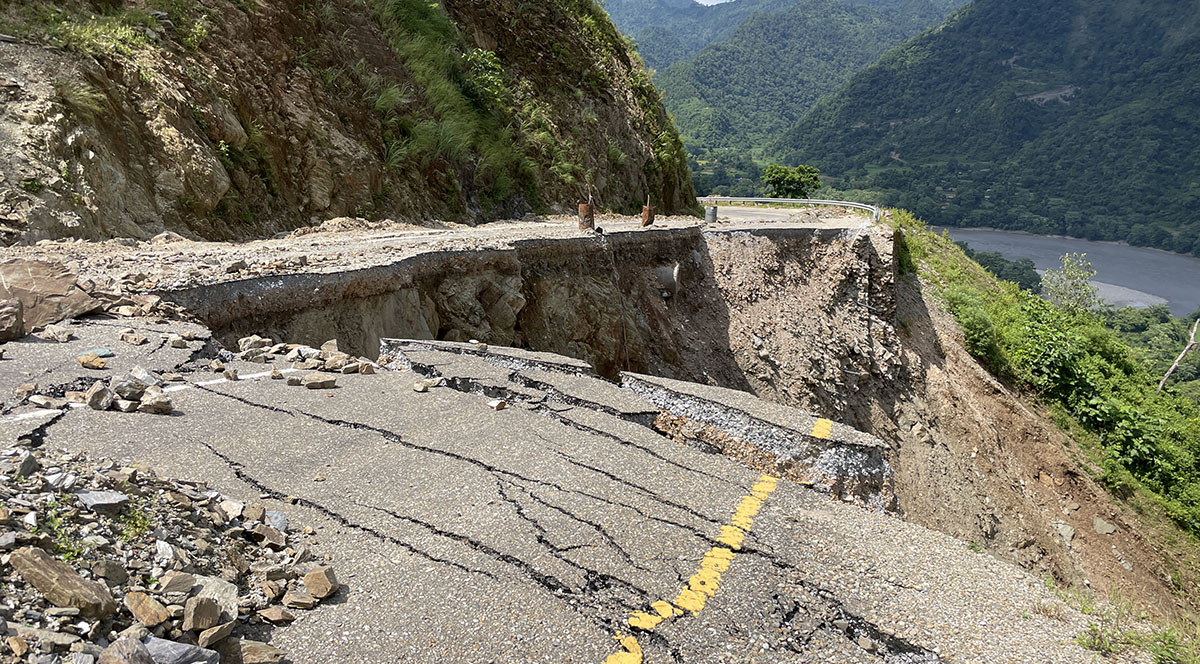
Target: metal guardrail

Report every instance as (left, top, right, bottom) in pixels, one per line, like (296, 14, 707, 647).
(697, 197, 882, 223)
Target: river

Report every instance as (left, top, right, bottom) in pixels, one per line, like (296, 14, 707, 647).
(939, 228, 1200, 317)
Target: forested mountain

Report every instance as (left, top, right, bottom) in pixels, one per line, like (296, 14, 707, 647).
(600, 0, 800, 71)
(774, 0, 1200, 256)
(656, 0, 960, 154)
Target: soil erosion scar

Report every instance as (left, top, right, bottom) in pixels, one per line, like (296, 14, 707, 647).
(603, 475, 780, 664)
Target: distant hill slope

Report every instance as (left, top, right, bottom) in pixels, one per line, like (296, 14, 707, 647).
(773, 0, 1200, 256)
(603, 0, 959, 71)
(656, 0, 960, 153)
(0, 0, 693, 242)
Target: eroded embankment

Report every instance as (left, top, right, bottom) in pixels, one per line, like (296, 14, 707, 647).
(157, 220, 1189, 614)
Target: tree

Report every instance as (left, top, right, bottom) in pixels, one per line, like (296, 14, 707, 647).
(762, 164, 821, 199)
(1158, 317, 1199, 393)
(1042, 253, 1102, 314)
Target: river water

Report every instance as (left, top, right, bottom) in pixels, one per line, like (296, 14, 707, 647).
(939, 228, 1200, 317)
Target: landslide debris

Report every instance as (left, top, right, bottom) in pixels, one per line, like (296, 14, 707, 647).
(0, 444, 340, 663)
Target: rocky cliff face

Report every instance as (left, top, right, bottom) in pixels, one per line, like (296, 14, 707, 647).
(0, 0, 694, 243)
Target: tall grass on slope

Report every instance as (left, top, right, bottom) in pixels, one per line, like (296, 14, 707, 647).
(892, 210, 1200, 536)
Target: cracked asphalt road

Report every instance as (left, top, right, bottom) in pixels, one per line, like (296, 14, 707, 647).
(2, 322, 1119, 663)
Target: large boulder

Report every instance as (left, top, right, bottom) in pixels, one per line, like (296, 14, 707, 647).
(0, 260, 99, 328)
(10, 547, 117, 618)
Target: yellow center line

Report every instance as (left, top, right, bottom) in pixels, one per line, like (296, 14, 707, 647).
(810, 418, 833, 439)
(603, 475, 780, 664)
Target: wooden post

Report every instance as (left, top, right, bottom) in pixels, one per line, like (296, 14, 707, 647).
(641, 195, 655, 227)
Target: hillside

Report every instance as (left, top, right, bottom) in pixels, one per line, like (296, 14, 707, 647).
(773, 0, 1200, 256)
(599, 0, 799, 71)
(0, 0, 694, 243)
(655, 0, 961, 155)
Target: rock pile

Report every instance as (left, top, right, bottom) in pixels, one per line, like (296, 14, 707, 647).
(221, 336, 378, 389)
(1, 445, 341, 663)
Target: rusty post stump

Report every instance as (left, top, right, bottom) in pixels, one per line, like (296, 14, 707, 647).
(641, 204, 655, 227)
(578, 202, 595, 231)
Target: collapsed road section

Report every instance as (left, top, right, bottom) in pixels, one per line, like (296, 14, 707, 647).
(0, 316, 1123, 662)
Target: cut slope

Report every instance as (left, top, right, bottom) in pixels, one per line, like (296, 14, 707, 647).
(0, 0, 693, 243)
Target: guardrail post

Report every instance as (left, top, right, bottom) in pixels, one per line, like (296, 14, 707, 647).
(704, 206, 718, 223)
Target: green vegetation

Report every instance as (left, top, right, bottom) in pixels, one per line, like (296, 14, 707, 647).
(656, 0, 960, 154)
(894, 210, 1200, 537)
(600, 0, 961, 196)
(761, 164, 820, 199)
(776, 0, 1200, 256)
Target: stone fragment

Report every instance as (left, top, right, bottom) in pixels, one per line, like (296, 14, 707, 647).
(1055, 522, 1075, 546)
(119, 329, 148, 346)
(124, 592, 169, 626)
(256, 606, 294, 624)
(303, 566, 338, 599)
(114, 399, 139, 413)
(98, 637, 154, 664)
(109, 374, 149, 401)
(92, 559, 128, 585)
(209, 360, 225, 373)
(300, 373, 336, 390)
(238, 336, 272, 352)
(285, 376, 302, 386)
(238, 640, 285, 664)
(0, 298, 24, 342)
(167, 334, 188, 348)
(29, 394, 68, 409)
(85, 381, 114, 411)
(247, 524, 285, 549)
(269, 367, 283, 380)
(223, 368, 239, 381)
(45, 471, 77, 491)
(41, 323, 74, 342)
(320, 339, 338, 354)
(77, 353, 107, 370)
(281, 590, 316, 609)
(158, 571, 195, 595)
(264, 510, 287, 533)
(216, 500, 244, 521)
(10, 547, 117, 618)
(196, 621, 234, 648)
(487, 399, 506, 411)
(130, 366, 164, 386)
(242, 503, 265, 523)
(225, 260, 248, 273)
(141, 636, 219, 664)
(192, 576, 238, 622)
(75, 491, 129, 514)
(16, 451, 39, 477)
(182, 597, 220, 632)
(259, 581, 283, 602)
(138, 391, 173, 415)
(7, 636, 29, 657)
(1093, 517, 1117, 535)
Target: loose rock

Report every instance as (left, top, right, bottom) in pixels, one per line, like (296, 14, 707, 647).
(303, 566, 339, 599)
(300, 373, 336, 389)
(10, 547, 117, 618)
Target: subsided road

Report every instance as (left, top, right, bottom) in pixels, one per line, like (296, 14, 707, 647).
(1, 324, 1125, 660)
